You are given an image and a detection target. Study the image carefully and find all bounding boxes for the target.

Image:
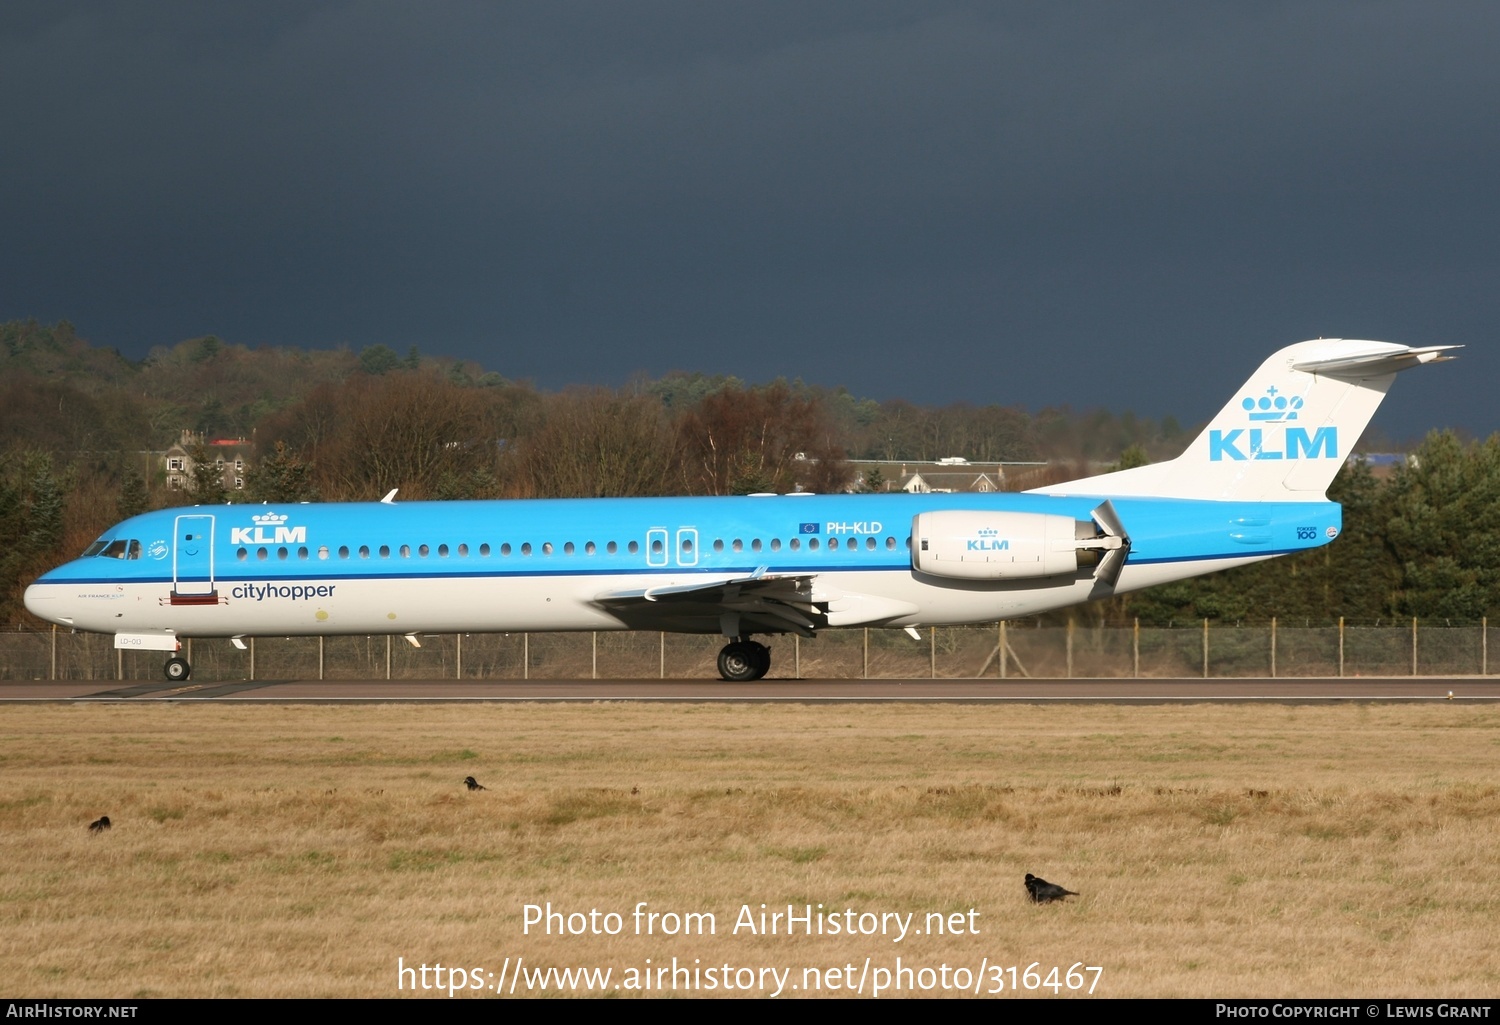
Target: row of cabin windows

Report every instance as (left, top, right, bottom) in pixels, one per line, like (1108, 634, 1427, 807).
(233, 536, 913, 562)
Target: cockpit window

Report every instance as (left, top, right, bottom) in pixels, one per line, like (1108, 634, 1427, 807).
(83, 540, 110, 557)
(99, 539, 142, 559)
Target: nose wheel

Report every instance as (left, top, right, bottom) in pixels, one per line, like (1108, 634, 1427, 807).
(717, 640, 771, 681)
(163, 657, 192, 682)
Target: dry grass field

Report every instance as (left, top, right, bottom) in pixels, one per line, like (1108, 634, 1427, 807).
(1, 702, 1497, 998)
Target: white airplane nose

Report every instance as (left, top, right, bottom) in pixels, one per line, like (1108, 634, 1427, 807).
(23, 584, 71, 626)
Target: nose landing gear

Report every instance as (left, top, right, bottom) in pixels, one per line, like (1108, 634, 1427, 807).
(717, 639, 771, 681)
(163, 656, 192, 682)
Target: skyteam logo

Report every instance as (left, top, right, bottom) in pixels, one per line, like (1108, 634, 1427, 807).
(966, 527, 1010, 552)
(230, 511, 308, 546)
(1210, 384, 1336, 462)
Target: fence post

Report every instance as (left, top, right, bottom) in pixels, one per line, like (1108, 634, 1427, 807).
(1066, 619, 1074, 679)
(523, 633, 529, 680)
(863, 628, 869, 679)
(930, 627, 936, 679)
(457, 633, 462, 680)
(117, 646, 123, 682)
(795, 634, 800, 679)
(1484, 617, 1489, 676)
(1202, 618, 1209, 679)
(1133, 618, 1139, 678)
(591, 632, 597, 680)
(1338, 617, 1345, 677)
(1000, 621, 1007, 680)
(51, 624, 57, 681)
(1271, 617, 1277, 679)
(660, 632, 665, 679)
(386, 635, 391, 681)
(1412, 617, 1418, 676)
(319, 636, 324, 681)
(249, 636, 255, 681)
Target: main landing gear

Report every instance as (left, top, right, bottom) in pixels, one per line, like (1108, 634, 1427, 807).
(163, 656, 192, 682)
(717, 639, 771, 682)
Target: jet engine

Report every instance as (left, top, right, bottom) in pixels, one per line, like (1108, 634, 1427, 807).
(911, 503, 1130, 583)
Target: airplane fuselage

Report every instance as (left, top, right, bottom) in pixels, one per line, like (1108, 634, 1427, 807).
(25, 491, 1337, 639)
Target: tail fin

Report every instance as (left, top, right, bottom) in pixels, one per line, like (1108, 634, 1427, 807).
(1030, 339, 1457, 501)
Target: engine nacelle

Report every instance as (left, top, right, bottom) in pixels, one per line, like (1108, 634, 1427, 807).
(911, 511, 1081, 580)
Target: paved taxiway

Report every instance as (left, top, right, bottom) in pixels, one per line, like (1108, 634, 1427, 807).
(1, 677, 1497, 703)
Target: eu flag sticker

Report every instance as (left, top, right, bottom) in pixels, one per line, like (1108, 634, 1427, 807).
(799, 522, 820, 534)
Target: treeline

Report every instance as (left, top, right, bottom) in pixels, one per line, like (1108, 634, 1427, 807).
(2, 319, 1493, 627)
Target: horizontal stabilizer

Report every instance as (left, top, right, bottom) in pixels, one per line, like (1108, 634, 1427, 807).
(1291, 344, 1459, 377)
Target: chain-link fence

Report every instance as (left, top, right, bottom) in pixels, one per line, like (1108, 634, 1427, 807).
(0, 619, 1491, 682)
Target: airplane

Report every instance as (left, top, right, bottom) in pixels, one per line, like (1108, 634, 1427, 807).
(24, 338, 1455, 683)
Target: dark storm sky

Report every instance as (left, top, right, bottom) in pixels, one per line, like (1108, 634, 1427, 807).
(3, 2, 1496, 440)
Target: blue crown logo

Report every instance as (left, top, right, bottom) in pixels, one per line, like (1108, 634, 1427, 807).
(1240, 386, 1303, 422)
(976, 527, 999, 536)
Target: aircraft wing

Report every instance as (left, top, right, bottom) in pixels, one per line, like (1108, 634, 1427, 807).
(594, 571, 823, 635)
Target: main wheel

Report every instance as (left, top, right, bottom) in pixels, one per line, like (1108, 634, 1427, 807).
(164, 657, 191, 682)
(717, 642, 760, 682)
(746, 641, 771, 680)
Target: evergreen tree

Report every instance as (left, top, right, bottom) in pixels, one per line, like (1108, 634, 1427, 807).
(118, 465, 150, 520)
(185, 445, 231, 505)
(246, 442, 319, 503)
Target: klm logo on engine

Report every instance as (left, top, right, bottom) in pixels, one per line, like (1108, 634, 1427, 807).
(230, 511, 307, 546)
(1209, 385, 1336, 461)
(966, 527, 1010, 551)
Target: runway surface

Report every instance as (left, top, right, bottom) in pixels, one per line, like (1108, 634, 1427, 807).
(1, 677, 1498, 703)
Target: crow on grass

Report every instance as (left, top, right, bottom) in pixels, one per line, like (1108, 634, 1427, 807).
(1025, 873, 1078, 903)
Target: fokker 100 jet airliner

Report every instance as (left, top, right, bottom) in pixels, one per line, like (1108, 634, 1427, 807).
(25, 339, 1454, 682)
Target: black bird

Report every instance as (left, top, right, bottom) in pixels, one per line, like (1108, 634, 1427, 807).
(463, 776, 487, 791)
(88, 816, 111, 833)
(1025, 873, 1078, 903)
